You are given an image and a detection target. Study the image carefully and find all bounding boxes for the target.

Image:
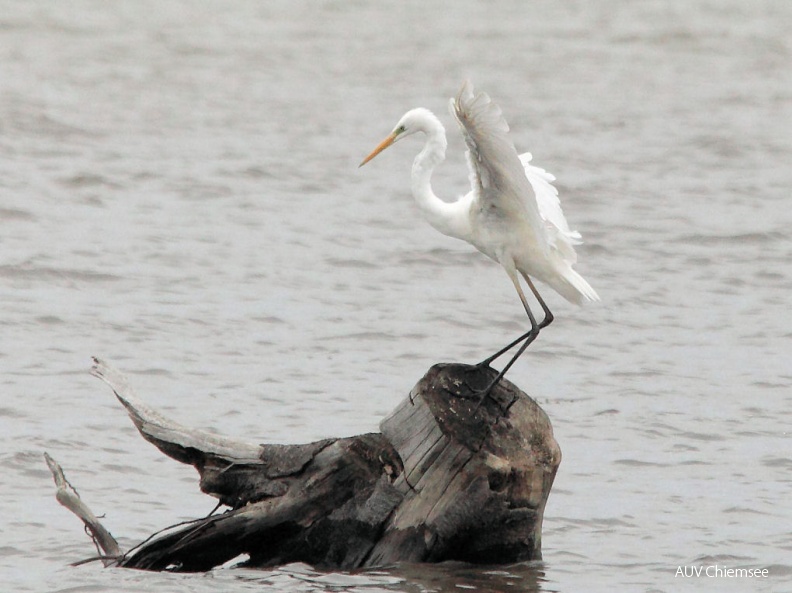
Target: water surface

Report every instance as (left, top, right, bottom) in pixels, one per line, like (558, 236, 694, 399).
(1, 1, 790, 591)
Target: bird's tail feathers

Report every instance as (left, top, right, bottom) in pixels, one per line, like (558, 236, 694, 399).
(551, 267, 600, 305)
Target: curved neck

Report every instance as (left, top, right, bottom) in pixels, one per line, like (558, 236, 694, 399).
(411, 124, 469, 240)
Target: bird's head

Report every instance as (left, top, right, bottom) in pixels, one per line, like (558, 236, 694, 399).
(359, 108, 437, 167)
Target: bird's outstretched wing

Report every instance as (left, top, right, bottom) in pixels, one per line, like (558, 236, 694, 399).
(451, 81, 584, 263)
(450, 81, 546, 243)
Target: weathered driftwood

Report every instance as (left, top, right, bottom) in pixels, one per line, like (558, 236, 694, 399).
(44, 452, 121, 566)
(47, 358, 561, 571)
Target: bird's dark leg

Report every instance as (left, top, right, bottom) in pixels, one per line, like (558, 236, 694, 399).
(478, 308, 539, 395)
(477, 274, 553, 367)
(477, 330, 530, 367)
(472, 274, 546, 403)
(524, 274, 554, 330)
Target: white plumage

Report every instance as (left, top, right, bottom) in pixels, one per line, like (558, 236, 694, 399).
(360, 81, 598, 389)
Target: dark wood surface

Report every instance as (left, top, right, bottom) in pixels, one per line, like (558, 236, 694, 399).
(47, 359, 561, 571)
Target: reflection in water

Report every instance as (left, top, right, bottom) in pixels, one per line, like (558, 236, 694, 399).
(229, 561, 548, 593)
(386, 561, 547, 593)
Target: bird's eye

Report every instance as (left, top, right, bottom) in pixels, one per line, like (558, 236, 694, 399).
(397, 125, 406, 134)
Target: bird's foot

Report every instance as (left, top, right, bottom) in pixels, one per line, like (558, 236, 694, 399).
(460, 364, 502, 411)
(470, 390, 492, 412)
(462, 363, 519, 414)
(475, 354, 499, 369)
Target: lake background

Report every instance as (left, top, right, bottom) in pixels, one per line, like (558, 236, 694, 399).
(1, 1, 790, 592)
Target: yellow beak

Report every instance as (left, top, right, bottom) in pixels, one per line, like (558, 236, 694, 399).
(359, 132, 397, 167)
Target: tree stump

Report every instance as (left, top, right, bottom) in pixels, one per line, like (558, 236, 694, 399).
(46, 358, 561, 571)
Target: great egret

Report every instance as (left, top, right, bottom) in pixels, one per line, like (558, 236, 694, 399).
(360, 81, 599, 393)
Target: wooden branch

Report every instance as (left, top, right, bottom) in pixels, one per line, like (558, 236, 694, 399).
(118, 432, 404, 571)
(44, 453, 121, 565)
(90, 357, 262, 464)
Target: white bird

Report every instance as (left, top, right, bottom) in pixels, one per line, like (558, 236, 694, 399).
(360, 81, 599, 393)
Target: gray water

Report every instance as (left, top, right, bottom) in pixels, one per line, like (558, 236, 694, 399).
(2, 1, 791, 592)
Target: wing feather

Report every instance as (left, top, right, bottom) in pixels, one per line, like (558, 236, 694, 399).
(450, 80, 585, 266)
(518, 152, 583, 263)
(449, 81, 546, 243)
